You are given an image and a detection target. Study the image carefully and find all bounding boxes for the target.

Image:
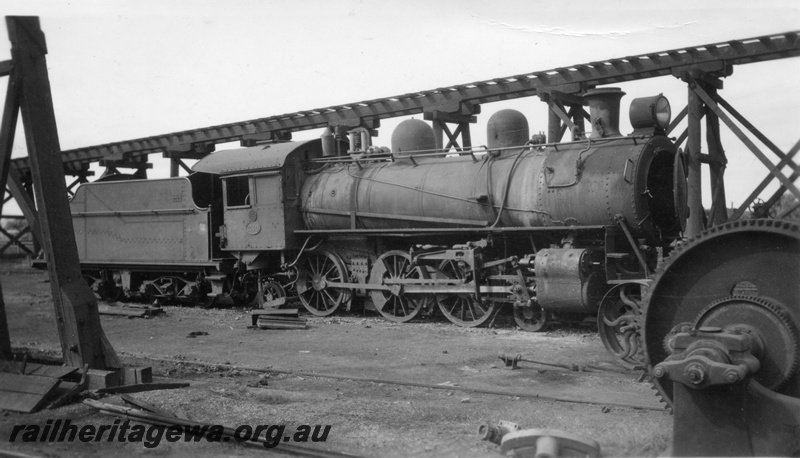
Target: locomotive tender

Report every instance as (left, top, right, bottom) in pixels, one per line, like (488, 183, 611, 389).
(71, 88, 686, 355)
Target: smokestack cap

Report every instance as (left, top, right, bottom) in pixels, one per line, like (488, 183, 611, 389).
(584, 88, 626, 138)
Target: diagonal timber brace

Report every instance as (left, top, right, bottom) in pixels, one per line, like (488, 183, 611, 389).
(691, 81, 800, 201)
(2, 16, 120, 369)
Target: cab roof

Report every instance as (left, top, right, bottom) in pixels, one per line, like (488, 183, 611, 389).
(192, 139, 322, 175)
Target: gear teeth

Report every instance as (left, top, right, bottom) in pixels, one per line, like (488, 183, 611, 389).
(694, 295, 800, 391)
(640, 218, 800, 406)
(645, 372, 672, 412)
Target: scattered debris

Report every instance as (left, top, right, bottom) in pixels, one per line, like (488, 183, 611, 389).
(498, 352, 592, 373)
(246, 376, 269, 388)
(479, 420, 601, 457)
(98, 303, 163, 318)
(0, 371, 61, 412)
(121, 394, 184, 419)
(478, 420, 521, 445)
(97, 382, 190, 395)
(0, 360, 77, 378)
(0, 361, 85, 412)
(252, 308, 307, 329)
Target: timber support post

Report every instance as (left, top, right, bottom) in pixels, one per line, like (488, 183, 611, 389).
(424, 101, 479, 153)
(0, 16, 120, 370)
(685, 78, 707, 235)
(538, 88, 588, 143)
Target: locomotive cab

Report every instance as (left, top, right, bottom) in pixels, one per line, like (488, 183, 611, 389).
(192, 139, 323, 266)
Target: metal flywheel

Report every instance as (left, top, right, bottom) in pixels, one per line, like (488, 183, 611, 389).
(641, 219, 800, 407)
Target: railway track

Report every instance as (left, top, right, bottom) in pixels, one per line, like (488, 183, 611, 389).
(143, 356, 666, 411)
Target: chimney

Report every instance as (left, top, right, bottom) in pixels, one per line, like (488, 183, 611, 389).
(584, 88, 625, 138)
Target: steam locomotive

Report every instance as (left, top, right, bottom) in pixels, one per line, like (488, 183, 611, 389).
(70, 88, 686, 360)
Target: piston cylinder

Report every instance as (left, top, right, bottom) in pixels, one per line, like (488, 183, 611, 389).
(533, 248, 606, 313)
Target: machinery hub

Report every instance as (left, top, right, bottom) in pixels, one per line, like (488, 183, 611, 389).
(311, 276, 327, 291)
(692, 295, 799, 391)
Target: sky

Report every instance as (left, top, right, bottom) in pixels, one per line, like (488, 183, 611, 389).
(0, 0, 799, 214)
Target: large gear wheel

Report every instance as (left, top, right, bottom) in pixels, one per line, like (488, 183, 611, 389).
(641, 219, 800, 407)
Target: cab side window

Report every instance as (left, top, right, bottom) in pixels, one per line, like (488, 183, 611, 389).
(225, 176, 250, 207)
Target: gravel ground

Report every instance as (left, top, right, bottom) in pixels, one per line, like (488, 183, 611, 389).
(0, 257, 671, 457)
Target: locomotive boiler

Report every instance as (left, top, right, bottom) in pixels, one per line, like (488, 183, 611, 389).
(69, 88, 687, 366)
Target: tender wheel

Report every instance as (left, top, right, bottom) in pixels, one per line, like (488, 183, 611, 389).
(369, 250, 432, 323)
(95, 274, 123, 302)
(100, 285, 123, 302)
(598, 282, 644, 369)
(513, 303, 549, 332)
(296, 249, 350, 316)
(84, 274, 102, 300)
(143, 276, 179, 303)
(435, 259, 496, 327)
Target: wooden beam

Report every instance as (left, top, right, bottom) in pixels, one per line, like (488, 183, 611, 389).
(8, 30, 800, 174)
(715, 93, 800, 174)
(548, 101, 577, 140)
(547, 103, 563, 143)
(667, 105, 688, 135)
(0, 60, 13, 77)
(0, 66, 20, 360)
(686, 82, 705, 235)
(7, 16, 120, 370)
(7, 169, 41, 244)
(705, 85, 728, 226)
(730, 139, 800, 221)
(0, 225, 33, 255)
(568, 104, 586, 139)
(692, 83, 800, 201)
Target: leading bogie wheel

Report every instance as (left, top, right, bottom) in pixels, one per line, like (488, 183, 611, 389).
(296, 249, 351, 316)
(370, 250, 432, 323)
(513, 303, 550, 332)
(258, 280, 287, 308)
